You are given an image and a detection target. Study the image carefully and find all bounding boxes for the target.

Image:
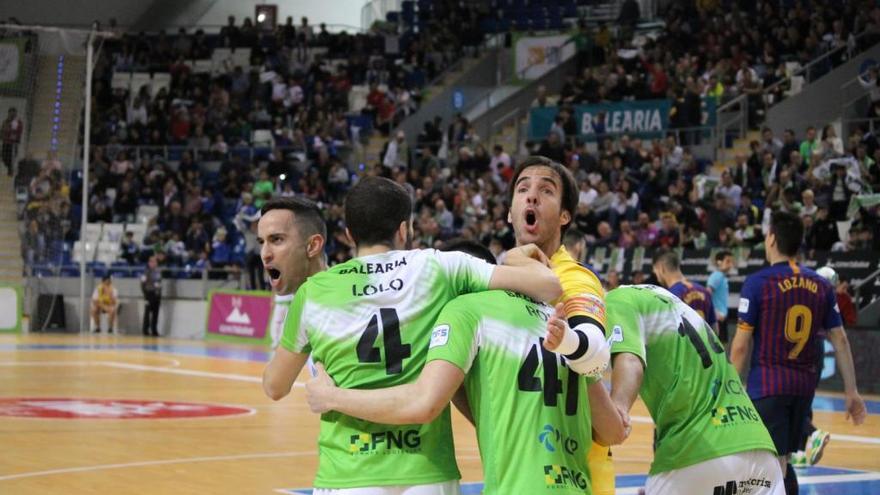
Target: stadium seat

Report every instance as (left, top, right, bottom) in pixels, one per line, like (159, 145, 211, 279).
(136, 205, 159, 225)
(87, 262, 108, 278)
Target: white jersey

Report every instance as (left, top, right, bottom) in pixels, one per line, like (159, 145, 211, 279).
(270, 293, 294, 349)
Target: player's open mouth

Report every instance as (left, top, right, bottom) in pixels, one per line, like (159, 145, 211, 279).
(524, 209, 538, 233)
(267, 267, 281, 282)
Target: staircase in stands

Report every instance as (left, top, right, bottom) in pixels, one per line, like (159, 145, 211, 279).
(363, 54, 487, 165)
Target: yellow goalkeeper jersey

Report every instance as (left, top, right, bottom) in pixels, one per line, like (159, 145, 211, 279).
(549, 246, 614, 495)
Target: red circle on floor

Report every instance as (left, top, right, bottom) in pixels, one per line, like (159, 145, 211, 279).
(0, 398, 254, 419)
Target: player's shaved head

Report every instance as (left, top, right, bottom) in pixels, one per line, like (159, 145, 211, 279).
(652, 250, 681, 272)
(261, 196, 326, 240)
(345, 176, 413, 247)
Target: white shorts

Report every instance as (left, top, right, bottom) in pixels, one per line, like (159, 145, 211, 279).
(646, 450, 784, 495)
(313, 480, 460, 495)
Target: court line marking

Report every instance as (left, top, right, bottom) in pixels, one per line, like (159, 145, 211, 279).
(0, 451, 317, 482)
(98, 362, 305, 388)
(279, 471, 880, 495)
(0, 358, 182, 367)
(832, 433, 880, 445)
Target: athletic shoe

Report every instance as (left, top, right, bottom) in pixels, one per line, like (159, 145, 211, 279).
(789, 450, 808, 468)
(805, 429, 831, 466)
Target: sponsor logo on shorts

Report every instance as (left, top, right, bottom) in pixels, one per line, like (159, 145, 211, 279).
(710, 405, 762, 427)
(349, 429, 421, 455)
(543, 465, 588, 489)
(713, 478, 773, 495)
(538, 424, 579, 454)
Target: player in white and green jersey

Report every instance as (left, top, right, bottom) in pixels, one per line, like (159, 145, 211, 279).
(256, 197, 328, 348)
(305, 241, 601, 495)
(262, 177, 562, 494)
(604, 285, 783, 495)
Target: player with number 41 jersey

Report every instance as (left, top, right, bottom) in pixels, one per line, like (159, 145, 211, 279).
(266, 177, 562, 494)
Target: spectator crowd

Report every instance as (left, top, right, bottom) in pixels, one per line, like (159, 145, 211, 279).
(16, 1, 880, 289)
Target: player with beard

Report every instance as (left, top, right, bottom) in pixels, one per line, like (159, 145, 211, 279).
(257, 197, 328, 348)
(506, 156, 629, 495)
(263, 176, 563, 495)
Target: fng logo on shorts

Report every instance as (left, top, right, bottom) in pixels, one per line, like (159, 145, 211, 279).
(349, 430, 421, 454)
(710, 405, 761, 426)
(543, 465, 587, 489)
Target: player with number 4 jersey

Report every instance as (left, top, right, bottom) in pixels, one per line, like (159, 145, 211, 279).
(304, 241, 604, 494)
(605, 285, 783, 495)
(263, 177, 562, 494)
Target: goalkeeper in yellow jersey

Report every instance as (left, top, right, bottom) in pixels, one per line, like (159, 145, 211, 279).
(507, 156, 629, 495)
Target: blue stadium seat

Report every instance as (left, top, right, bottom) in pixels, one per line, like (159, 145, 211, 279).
(61, 266, 80, 277)
(88, 262, 107, 279)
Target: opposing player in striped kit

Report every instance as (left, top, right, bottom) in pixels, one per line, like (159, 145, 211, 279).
(731, 211, 866, 495)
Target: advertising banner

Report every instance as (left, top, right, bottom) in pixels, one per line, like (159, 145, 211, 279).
(0, 283, 22, 333)
(514, 34, 575, 81)
(0, 39, 25, 91)
(529, 98, 717, 141)
(205, 289, 273, 345)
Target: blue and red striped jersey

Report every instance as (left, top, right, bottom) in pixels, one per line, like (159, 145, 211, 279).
(737, 260, 843, 399)
(669, 280, 717, 328)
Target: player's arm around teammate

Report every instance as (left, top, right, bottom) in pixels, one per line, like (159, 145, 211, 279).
(263, 241, 560, 402)
(544, 303, 630, 446)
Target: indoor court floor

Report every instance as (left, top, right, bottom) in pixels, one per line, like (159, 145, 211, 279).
(1, 334, 878, 494)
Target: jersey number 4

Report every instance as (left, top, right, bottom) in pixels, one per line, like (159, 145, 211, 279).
(356, 308, 411, 375)
(517, 338, 579, 416)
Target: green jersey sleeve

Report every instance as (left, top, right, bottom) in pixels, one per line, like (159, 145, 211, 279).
(426, 298, 480, 374)
(606, 291, 647, 367)
(434, 250, 495, 296)
(280, 287, 310, 354)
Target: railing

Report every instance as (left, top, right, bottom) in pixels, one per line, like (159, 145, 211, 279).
(755, 31, 876, 125)
(490, 107, 524, 151)
(713, 94, 749, 159)
(71, 142, 361, 169)
(27, 263, 253, 295)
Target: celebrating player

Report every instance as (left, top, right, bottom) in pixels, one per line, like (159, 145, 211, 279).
(601, 284, 783, 494)
(731, 211, 867, 495)
(262, 176, 562, 494)
(306, 240, 609, 494)
(257, 197, 328, 348)
(507, 156, 626, 495)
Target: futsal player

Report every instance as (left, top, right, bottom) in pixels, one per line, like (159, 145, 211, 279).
(256, 197, 327, 348)
(652, 249, 717, 332)
(731, 211, 867, 495)
(305, 240, 611, 494)
(598, 284, 784, 494)
(506, 156, 629, 495)
(262, 176, 562, 494)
